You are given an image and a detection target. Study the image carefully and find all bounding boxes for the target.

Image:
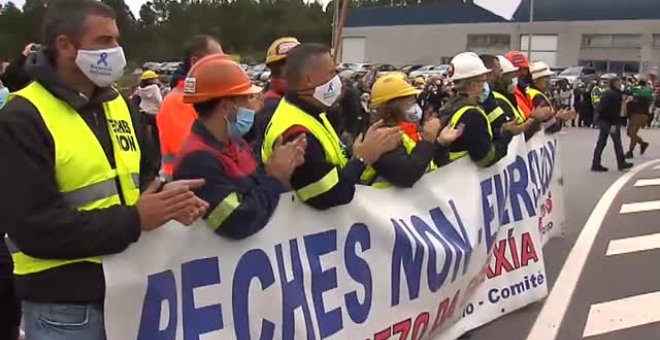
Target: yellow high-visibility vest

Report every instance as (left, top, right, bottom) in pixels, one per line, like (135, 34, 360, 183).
(527, 87, 554, 111)
(262, 99, 348, 201)
(6, 81, 141, 276)
(493, 91, 526, 124)
(449, 105, 493, 161)
(361, 133, 438, 188)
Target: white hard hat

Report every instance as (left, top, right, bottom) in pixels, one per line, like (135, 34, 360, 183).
(497, 55, 519, 74)
(530, 61, 552, 80)
(449, 52, 491, 81)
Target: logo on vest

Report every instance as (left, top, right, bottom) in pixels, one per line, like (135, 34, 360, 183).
(109, 119, 137, 152)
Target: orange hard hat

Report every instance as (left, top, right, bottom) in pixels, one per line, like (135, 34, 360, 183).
(183, 54, 262, 104)
(506, 51, 530, 69)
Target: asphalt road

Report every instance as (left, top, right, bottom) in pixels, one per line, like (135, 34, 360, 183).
(469, 126, 660, 340)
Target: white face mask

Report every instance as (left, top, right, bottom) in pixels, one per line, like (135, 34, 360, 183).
(508, 77, 519, 93)
(75, 46, 127, 87)
(405, 103, 423, 123)
(313, 75, 342, 107)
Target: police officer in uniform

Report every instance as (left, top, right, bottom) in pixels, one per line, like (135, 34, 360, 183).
(0, 1, 207, 337)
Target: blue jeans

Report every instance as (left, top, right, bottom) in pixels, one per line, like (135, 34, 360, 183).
(23, 302, 106, 340)
(592, 121, 626, 168)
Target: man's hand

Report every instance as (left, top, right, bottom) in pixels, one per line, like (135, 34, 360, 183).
(437, 123, 464, 146)
(422, 117, 441, 142)
(162, 179, 209, 225)
(136, 180, 199, 231)
(266, 135, 306, 184)
(556, 108, 577, 121)
(502, 120, 528, 135)
(530, 106, 553, 121)
(352, 120, 402, 165)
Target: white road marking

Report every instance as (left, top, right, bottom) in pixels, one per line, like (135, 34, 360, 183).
(526, 160, 660, 340)
(606, 233, 660, 256)
(620, 200, 660, 214)
(653, 165, 660, 170)
(582, 291, 660, 337)
(634, 178, 660, 187)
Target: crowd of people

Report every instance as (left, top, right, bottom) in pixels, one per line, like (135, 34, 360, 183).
(0, 0, 656, 338)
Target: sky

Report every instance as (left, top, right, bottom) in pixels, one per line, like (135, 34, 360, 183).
(1, 0, 146, 18)
(1, 0, 519, 21)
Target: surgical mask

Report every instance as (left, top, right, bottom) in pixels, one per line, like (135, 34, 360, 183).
(313, 75, 342, 107)
(405, 103, 423, 123)
(479, 82, 491, 103)
(0, 87, 9, 108)
(75, 46, 127, 87)
(508, 78, 519, 93)
(229, 105, 256, 137)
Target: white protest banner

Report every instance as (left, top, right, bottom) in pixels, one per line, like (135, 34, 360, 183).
(104, 133, 565, 340)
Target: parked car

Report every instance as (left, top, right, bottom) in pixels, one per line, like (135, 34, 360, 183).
(421, 65, 450, 78)
(556, 66, 598, 85)
(247, 63, 268, 80)
(409, 65, 438, 79)
(259, 69, 271, 82)
(142, 62, 163, 72)
(401, 64, 425, 75)
(160, 62, 181, 75)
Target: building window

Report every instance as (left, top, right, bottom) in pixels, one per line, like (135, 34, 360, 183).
(582, 34, 642, 48)
(582, 35, 611, 48)
(654, 34, 660, 48)
(578, 60, 639, 74)
(611, 34, 641, 48)
(466, 34, 511, 49)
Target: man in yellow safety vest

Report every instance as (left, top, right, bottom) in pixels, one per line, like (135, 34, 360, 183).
(438, 52, 516, 167)
(262, 43, 401, 209)
(0, 1, 207, 338)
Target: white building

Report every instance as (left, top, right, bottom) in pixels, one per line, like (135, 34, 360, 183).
(342, 0, 660, 74)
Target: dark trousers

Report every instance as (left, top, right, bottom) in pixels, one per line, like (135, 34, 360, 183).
(0, 276, 21, 340)
(592, 121, 626, 168)
(578, 107, 592, 127)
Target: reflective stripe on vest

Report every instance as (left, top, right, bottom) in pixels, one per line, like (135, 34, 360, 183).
(206, 192, 241, 230)
(527, 87, 554, 111)
(487, 106, 505, 123)
(362, 133, 437, 188)
(591, 86, 604, 104)
(449, 105, 492, 161)
(7, 82, 141, 276)
(493, 91, 526, 124)
(262, 99, 348, 201)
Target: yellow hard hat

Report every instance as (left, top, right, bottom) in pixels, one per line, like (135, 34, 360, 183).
(370, 73, 421, 107)
(414, 76, 425, 85)
(140, 70, 159, 81)
(266, 37, 300, 64)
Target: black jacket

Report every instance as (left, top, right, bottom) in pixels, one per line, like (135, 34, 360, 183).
(438, 97, 512, 167)
(0, 51, 158, 303)
(597, 88, 624, 125)
(281, 94, 366, 210)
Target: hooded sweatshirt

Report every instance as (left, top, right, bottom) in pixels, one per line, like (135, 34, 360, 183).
(0, 50, 158, 303)
(135, 83, 163, 115)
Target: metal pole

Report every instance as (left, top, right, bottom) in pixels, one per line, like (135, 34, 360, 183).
(527, 0, 534, 59)
(332, 0, 340, 52)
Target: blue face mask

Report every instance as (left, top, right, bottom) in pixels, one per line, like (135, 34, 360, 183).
(0, 87, 9, 109)
(229, 106, 256, 137)
(479, 82, 491, 103)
